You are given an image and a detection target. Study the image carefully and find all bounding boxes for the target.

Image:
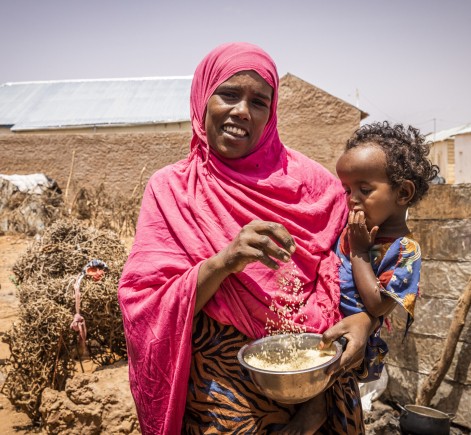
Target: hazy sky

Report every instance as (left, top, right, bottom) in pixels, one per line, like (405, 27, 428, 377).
(2, 0, 470, 134)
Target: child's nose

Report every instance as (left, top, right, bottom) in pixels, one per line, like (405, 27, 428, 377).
(348, 194, 360, 207)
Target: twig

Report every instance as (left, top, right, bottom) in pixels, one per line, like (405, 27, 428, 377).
(64, 148, 76, 206)
(131, 166, 146, 199)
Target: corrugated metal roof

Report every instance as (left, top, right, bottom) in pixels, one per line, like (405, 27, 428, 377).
(425, 123, 471, 142)
(0, 77, 192, 131)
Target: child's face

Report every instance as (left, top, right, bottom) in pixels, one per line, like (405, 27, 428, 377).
(336, 144, 403, 231)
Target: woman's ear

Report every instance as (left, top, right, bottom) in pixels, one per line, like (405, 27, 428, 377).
(397, 180, 415, 205)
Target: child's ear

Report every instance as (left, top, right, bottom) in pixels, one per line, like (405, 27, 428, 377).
(396, 180, 415, 205)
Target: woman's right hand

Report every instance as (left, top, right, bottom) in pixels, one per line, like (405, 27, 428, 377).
(217, 220, 296, 274)
(195, 220, 296, 314)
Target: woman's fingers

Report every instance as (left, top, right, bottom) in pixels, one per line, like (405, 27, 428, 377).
(224, 220, 296, 273)
(248, 220, 296, 254)
(320, 312, 377, 376)
(246, 245, 281, 270)
(319, 323, 351, 377)
(242, 221, 295, 262)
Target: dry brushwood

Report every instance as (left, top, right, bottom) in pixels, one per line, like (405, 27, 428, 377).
(0, 183, 63, 235)
(68, 182, 144, 237)
(1, 176, 144, 238)
(1, 219, 128, 423)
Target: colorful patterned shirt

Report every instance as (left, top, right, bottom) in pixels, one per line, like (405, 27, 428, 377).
(334, 227, 421, 382)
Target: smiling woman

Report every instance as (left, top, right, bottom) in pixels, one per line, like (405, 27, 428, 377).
(118, 42, 376, 435)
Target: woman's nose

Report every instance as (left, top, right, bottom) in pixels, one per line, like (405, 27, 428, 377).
(231, 99, 250, 119)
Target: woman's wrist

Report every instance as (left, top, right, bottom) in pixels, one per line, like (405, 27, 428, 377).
(358, 310, 380, 334)
(195, 253, 232, 314)
(203, 251, 232, 279)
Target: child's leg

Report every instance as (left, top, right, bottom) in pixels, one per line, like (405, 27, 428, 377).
(278, 391, 327, 435)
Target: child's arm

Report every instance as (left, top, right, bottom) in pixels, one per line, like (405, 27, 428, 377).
(348, 211, 396, 317)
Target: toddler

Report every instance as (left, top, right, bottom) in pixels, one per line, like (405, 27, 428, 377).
(282, 122, 439, 433)
(335, 121, 439, 381)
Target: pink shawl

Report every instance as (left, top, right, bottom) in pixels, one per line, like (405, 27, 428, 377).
(118, 42, 347, 434)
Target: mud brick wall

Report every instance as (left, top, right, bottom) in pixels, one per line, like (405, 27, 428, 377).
(0, 73, 362, 197)
(0, 131, 192, 196)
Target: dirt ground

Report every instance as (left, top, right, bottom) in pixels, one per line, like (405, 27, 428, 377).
(0, 234, 468, 435)
(0, 233, 403, 435)
(0, 234, 39, 434)
(0, 234, 136, 434)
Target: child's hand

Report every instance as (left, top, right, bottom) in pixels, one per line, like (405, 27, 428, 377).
(347, 210, 378, 255)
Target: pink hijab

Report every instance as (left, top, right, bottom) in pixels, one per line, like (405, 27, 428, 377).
(118, 42, 347, 434)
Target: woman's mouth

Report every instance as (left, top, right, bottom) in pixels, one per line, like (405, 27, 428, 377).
(223, 125, 248, 138)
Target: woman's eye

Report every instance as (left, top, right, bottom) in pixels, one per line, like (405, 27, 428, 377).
(221, 92, 236, 99)
(253, 99, 267, 108)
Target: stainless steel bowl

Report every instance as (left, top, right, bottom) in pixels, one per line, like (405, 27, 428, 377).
(237, 333, 342, 404)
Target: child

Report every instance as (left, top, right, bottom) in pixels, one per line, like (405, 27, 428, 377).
(281, 122, 439, 434)
(335, 121, 439, 382)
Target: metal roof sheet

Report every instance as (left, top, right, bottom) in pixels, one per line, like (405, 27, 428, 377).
(425, 123, 471, 142)
(0, 77, 192, 131)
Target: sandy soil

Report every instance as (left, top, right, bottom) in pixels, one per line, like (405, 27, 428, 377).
(0, 234, 134, 434)
(0, 234, 467, 435)
(0, 234, 40, 434)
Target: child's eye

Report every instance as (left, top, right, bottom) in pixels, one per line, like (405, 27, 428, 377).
(343, 189, 350, 195)
(360, 188, 372, 195)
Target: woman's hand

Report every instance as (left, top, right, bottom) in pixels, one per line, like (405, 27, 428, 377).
(195, 220, 296, 314)
(319, 311, 378, 376)
(218, 220, 296, 274)
(347, 210, 378, 255)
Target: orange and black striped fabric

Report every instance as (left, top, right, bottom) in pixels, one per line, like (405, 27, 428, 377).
(183, 312, 365, 434)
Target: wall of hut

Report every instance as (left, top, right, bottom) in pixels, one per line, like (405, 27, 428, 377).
(0, 131, 192, 197)
(0, 73, 363, 197)
(277, 73, 363, 175)
(384, 183, 471, 429)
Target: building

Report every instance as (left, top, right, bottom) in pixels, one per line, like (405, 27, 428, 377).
(426, 123, 471, 184)
(0, 77, 192, 134)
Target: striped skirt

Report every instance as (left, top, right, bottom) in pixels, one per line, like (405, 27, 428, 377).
(183, 312, 365, 434)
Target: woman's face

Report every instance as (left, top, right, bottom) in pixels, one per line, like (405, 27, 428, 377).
(205, 70, 273, 159)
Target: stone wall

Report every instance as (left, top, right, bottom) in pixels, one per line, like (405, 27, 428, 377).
(383, 184, 471, 429)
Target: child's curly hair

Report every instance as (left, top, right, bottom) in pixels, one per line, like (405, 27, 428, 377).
(345, 121, 439, 205)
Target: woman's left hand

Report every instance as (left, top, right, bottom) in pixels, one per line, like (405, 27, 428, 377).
(319, 311, 378, 376)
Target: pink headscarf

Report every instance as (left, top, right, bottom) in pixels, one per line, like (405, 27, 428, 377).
(118, 42, 347, 434)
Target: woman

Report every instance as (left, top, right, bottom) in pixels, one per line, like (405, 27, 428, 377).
(118, 42, 376, 434)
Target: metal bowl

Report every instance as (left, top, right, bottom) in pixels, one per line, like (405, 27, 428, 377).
(237, 333, 343, 404)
